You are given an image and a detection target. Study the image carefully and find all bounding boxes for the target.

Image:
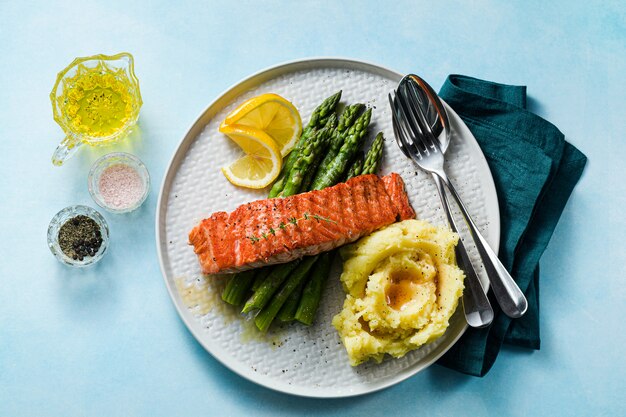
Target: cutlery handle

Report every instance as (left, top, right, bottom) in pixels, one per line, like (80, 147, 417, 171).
(432, 175, 494, 328)
(438, 174, 528, 318)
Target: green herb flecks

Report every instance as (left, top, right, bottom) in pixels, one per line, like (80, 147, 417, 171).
(246, 212, 336, 244)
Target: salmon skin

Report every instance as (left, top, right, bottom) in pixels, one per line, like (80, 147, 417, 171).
(189, 173, 415, 274)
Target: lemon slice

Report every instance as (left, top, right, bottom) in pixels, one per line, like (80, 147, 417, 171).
(221, 93, 302, 156)
(219, 124, 282, 189)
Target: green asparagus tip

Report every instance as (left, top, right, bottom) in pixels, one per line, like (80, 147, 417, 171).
(362, 132, 384, 175)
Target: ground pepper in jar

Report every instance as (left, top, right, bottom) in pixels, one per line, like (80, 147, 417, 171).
(57, 215, 103, 261)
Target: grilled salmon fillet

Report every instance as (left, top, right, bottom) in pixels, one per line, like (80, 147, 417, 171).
(381, 173, 416, 221)
(189, 173, 415, 274)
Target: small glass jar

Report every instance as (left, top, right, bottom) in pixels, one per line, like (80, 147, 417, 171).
(47, 205, 110, 267)
(88, 152, 150, 214)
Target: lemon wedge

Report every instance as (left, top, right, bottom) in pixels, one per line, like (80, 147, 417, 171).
(221, 93, 302, 156)
(219, 124, 282, 189)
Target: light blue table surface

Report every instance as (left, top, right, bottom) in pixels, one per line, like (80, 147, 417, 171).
(1, 1, 624, 416)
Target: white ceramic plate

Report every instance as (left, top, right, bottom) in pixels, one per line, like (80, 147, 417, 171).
(156, 58, 500, 398)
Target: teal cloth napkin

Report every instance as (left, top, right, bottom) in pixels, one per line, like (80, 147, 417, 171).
(435, 75, 587, 376)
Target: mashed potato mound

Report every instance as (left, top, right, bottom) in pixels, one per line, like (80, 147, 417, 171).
(332, 219, 464, 366)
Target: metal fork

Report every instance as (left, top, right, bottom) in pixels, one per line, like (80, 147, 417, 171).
(389, 78, 528, 319)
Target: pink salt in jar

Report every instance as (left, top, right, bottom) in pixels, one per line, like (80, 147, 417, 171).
(88, 153, 150, 214)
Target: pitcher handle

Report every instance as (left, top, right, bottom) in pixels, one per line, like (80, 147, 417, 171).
(52, 135, 82, 166)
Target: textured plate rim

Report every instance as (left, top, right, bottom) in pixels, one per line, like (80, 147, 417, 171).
(155, 57, 501, 398)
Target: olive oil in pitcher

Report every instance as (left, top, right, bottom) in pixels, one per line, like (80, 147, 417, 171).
(50, 53, 142, 166)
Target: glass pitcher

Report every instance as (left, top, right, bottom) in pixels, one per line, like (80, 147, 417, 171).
(50, 52, 142, 166)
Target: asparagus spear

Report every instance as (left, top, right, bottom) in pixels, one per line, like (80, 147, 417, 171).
(223, 263, 268, 305)
(268, 172, 288, 199)
(280, 124, 333, 197)
(221, 269, 256, 306)
(254, 256, 318, 332)
(306, 91, 342, 133)
(337, 103, 365, 134)
(295, 253, 332, 325)
(268, 91, 342, 198)
(280, 113, 337, 196)
(362, 132, 384, 175)
(251, 266, 272, 291)
(311, 108, 372, 190)
(325, 112, 339, 131)
(242, 261, 301, 313)
(314, 103, 364, 180)
(277, 272, 310, 322)
(299, 113, 339, 191)
(344, 151, 364, 180)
